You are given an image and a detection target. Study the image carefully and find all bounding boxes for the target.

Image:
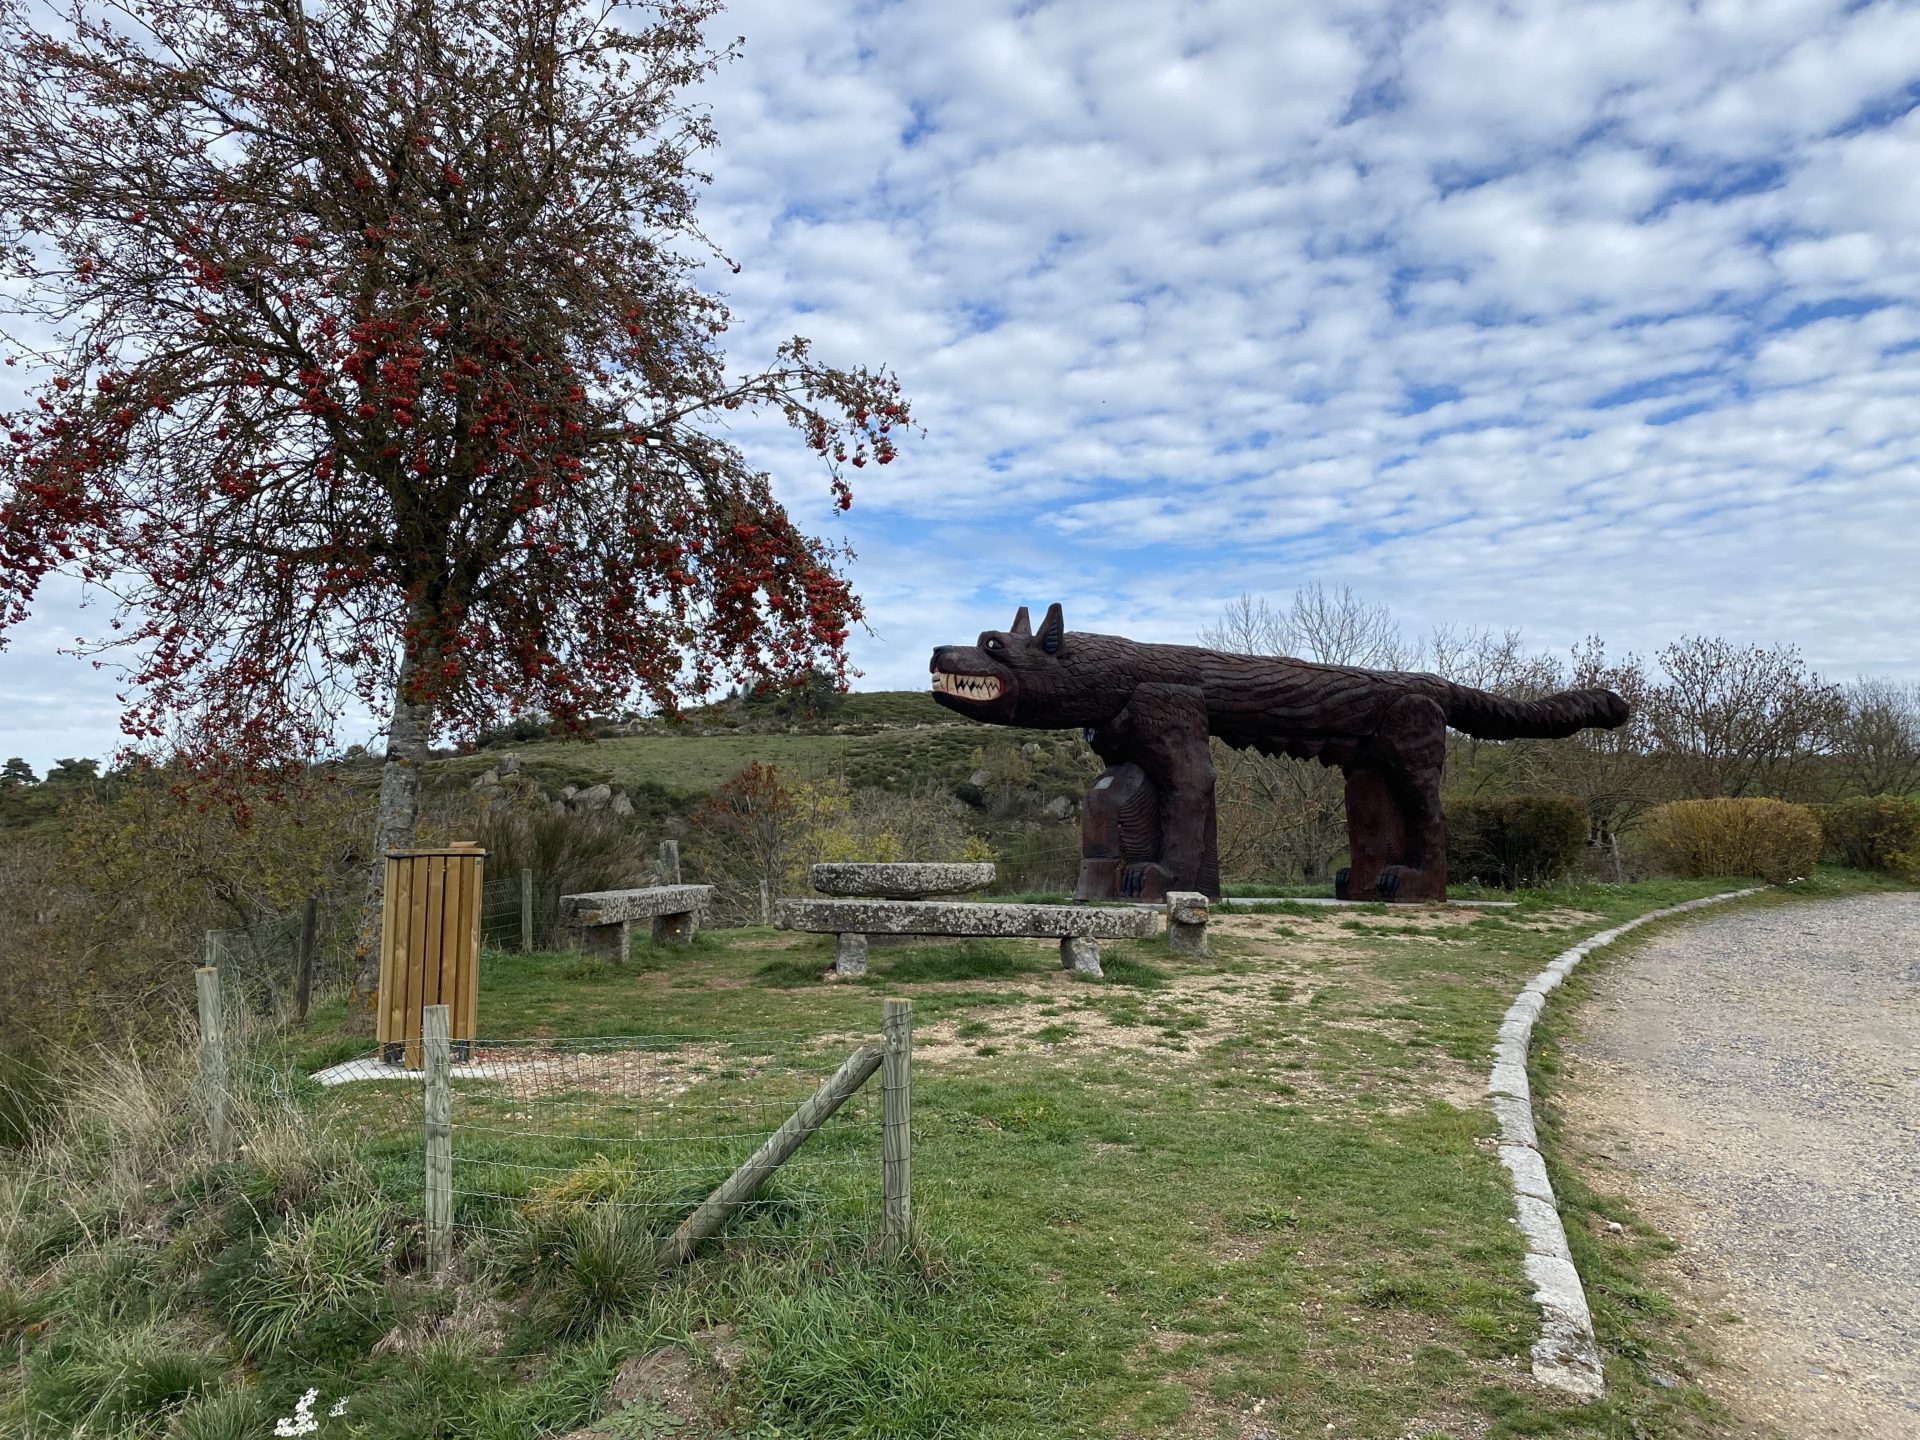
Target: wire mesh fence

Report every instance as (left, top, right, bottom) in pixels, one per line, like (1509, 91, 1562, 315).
(204, 896, 356, 1025)
(440, 1032, 883, 1253)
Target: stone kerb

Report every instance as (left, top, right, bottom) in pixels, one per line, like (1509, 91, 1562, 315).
(1486, 886, 1762, 1402)
(809, 862, 996, 899)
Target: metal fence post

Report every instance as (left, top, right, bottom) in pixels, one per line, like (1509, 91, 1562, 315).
(882, 997, 912, 1254)
(195, 966, 231, 1162)
(520, 868, 534, 953)
(423, 1003, 453, 1274)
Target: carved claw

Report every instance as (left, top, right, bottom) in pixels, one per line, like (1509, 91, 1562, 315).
(1120, 862, 1173, 902)
(1333, 867, 1351, 902)
(1374, 865, 1430, 902)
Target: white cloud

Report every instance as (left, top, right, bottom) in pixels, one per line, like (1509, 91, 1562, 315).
(5, 0, 1917, 769)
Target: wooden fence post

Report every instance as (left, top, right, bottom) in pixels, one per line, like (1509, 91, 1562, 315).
(664, 1043, 882, 1265)
(758, 877, 771, 927)
(520, 868, 535, 953)
(294, 897, 318, 1025)
(659, 839, 681, 884)
(423, 1003, 453, 1274)
(882, 998, 912, 1255)
(195, 966, 231, 1162)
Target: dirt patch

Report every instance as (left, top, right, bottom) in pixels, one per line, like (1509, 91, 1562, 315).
(373, 1281, 508, 1356)
(556, 1330, 739, 1438)
(456, 1042, 751, 1099)
(1506, 906, 1604, 932)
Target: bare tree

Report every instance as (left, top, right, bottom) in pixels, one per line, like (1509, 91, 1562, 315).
(1424, 624, 1566, 794)
(1831, 677, 1920, 797)
(1643, 637, 1842, 799)
(1528, 637, 1667, 873)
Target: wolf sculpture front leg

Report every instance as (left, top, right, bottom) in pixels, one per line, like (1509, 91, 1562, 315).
(1335, 694, 1449, 902)
(1078, 683, 1220, 902)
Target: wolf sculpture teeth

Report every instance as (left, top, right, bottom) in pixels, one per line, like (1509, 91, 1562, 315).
(930, 670, 1004, 702)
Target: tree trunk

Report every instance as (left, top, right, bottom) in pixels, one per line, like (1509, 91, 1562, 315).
(347, 644, 435, 1027)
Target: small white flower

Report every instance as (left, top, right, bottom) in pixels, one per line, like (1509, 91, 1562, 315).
(330, 1397, 349, 1418)
(273, 1388, 321, 1437)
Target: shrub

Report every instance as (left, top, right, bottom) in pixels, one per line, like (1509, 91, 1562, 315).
(460, 800, 658, 947)
(1814, 795, 1920, 878)
(1635, 798, 1821, 884)
(1444, 794, 1589, 889)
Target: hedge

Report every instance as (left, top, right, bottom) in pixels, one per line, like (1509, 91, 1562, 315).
(1636, 798, 1820, 884)
(1444, 793, 1589, 889)
(1813, 795, 1920, 879)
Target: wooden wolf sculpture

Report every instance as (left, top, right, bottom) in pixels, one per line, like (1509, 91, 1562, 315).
(930, 603, 1628, 904)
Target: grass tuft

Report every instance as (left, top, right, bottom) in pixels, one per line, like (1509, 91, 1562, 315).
(503, 1203, 667, 1341)
(225, 1203, 389, 1360)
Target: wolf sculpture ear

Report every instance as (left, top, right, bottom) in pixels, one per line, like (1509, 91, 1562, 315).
(1009, 606, 1032, 637)
(1038, 602, 1065, 655)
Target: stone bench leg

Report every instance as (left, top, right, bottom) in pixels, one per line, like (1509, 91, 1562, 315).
(651, 909, 698, 946)
(578, 921, 631, 963)
(1166, 892, 1210, 958)
(1060, 936, 1102, 977)
(835, 933, 868, 978)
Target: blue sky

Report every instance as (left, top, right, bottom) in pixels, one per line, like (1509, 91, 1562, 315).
(5, 0, 1919, 769)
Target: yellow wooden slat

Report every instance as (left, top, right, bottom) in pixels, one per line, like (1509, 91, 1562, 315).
(406, 856, 431, 1067)
(384, 858, 415, 1049)
(442, 855, 467, 1041)
(423, 855, 448, 1013)
(463, 854, 484, 1043)
(376, 858, 400, 1046)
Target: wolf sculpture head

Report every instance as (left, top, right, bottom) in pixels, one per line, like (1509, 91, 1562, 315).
(929, 603, 1136, 729)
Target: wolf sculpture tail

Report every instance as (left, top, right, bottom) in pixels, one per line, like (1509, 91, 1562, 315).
(1441, 684, 1629, 741)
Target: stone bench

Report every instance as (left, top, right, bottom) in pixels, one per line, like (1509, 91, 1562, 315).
(559, 885, 714, 961)
(774, 897, 1161, 978)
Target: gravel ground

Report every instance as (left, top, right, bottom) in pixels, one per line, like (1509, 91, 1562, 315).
(1558, 892, 1919, 1438)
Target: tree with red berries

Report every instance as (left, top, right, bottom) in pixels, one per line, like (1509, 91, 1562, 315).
(0, 0, 909, 1012)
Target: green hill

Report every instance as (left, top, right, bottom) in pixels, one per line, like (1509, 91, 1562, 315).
(428, 690, 1098, 809)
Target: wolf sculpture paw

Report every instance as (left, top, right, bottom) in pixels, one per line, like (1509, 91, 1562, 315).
(1119, 862, 1174, 902)
(1374, 865, 1440, 902)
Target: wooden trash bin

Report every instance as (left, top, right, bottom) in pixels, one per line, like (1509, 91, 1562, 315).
(378, 843, 484, 1067)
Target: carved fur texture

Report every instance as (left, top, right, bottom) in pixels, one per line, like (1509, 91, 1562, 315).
(931, 604, 1628, 903)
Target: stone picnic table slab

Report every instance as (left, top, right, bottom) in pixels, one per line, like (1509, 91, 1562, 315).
(809, 861, 995, 899)
(774, 896, 1161, 978)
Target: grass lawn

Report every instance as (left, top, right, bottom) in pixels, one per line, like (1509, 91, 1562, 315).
(6, 870, 1899, 1439)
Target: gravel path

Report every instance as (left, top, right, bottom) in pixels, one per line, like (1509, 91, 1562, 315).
(1559, 892, 1919, 1438)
